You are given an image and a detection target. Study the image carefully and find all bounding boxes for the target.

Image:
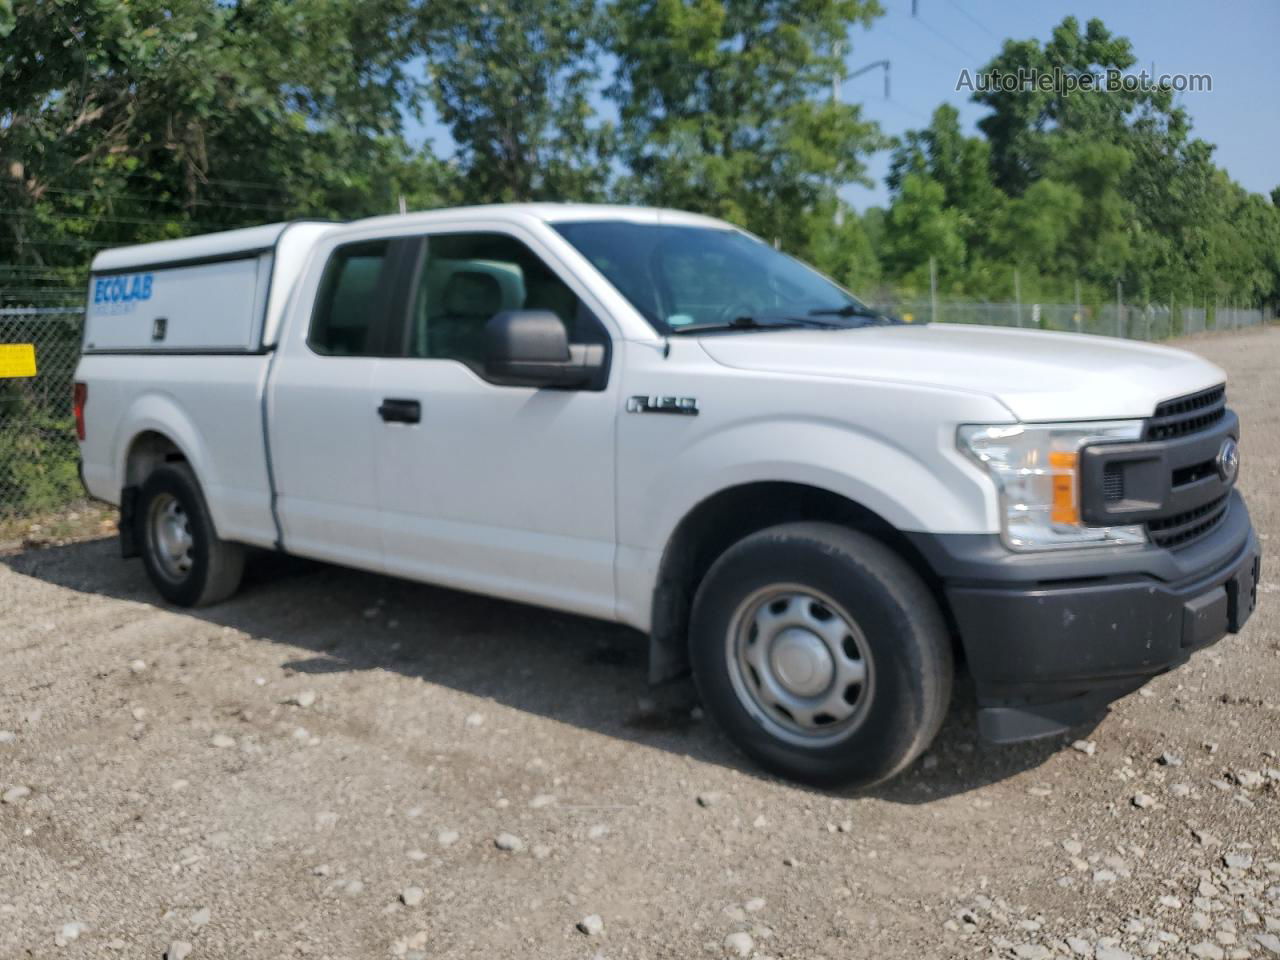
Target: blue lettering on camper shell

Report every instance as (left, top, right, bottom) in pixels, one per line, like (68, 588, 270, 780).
(93, 272, 154, 308)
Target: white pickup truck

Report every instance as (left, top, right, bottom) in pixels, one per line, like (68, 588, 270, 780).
(75, 204, 1260, 787)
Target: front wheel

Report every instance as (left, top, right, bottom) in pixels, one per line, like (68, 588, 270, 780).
(136, 464, 244, 607)
(688, 522, 952, 788)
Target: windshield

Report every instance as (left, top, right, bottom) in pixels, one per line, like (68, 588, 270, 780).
(553, 220, 872, 334)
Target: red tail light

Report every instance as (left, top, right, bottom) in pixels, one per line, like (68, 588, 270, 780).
(73, 381, 88, 441)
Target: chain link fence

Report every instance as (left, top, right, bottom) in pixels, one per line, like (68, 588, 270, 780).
(0, 292, 1275, 538)
(869, 298, 1274, 337)
(0, 304, 91, 540)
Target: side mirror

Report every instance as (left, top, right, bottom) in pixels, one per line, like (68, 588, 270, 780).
(484, 310, 604, 388)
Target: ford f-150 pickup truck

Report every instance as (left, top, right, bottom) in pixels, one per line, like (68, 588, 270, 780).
(74, 204, 1260, 787)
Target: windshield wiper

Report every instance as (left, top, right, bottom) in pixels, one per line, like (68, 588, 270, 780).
(808, 303, 896, 326)
(667, 315, 843, 335)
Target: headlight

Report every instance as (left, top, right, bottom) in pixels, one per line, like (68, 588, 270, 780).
(958, 421, 1147, 551)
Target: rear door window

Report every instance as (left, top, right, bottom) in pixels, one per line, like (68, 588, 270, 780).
(309, 240, 392, 356)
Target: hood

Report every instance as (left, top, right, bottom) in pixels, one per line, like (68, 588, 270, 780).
(696, 323, 1226, 422)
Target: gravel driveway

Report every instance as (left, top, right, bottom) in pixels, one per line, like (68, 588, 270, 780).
(2, 328, 1278, 960)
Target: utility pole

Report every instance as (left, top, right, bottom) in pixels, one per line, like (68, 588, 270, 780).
(1074, 280, 1082, 333)
(929, 256, 938, 324)
(1116, 281, 1123, 337)
(830, 51, 889, 227)
(1014, 268, 1022, 327)
(835, 60, 891, 103)
(832, 42, 841, 103)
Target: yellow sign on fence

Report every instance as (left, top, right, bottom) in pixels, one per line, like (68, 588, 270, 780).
(0, 344, 38, 379)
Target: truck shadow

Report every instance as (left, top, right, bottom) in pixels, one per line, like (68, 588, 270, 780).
(3, 536, 1076, 803)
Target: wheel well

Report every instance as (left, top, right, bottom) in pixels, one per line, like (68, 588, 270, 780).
(648, 481, 955, 683)
(124, 431, 188, 488)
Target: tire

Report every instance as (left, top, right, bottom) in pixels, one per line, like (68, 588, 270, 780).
(688, 522, 952, 788)
(135, 463, 245, 607)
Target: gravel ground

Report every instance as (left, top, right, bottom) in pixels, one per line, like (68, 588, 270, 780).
(2, 328, 1278, 960)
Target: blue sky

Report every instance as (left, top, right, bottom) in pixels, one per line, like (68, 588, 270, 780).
(408, 1, 1280, 212)
(839, 0, 1280, 209)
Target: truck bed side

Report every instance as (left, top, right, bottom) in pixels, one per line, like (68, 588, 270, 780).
(76, 353, 277, 549)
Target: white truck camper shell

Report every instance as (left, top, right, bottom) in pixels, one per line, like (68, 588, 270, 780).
(85, 221, 335, 353)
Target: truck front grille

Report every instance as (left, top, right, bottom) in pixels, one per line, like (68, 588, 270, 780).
(1145, 385, 1226, 440)
(1131, 384, 1233, 551)
(1147, 494, 1230, 549)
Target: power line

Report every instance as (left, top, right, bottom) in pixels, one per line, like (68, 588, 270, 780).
(0, 208, 248, 231)
(0, 236, 115, 249)
(80, 167, 292, 194)
(0, 288, 87, 297)
(912, 13, 983, 64)
(0, 276, 84, 283)
(941, 0, 1003, 43)
(30, 186, 287, 214)
(883, 97, 932, 124)
(878, 23, 969, 74)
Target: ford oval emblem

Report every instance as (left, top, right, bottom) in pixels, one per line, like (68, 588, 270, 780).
(1216, 438, 1239, 483)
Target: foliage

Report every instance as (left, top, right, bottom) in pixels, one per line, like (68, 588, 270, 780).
(0, 394, 81, 513)
(0, 5, 1277, 309)
(875, 17, 1280, 307)
(606, 0, 887, 261)
(0, 0, 449, 270)
(417, 0, 613, 203)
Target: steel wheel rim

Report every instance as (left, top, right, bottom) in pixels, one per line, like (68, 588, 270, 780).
(147, 493, 194, 582)
(725, 584, 875, 747)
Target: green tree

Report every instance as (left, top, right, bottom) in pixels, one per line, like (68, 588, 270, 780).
(1200, 177, 1280, 307)
(1043, 139, 1133, 287)
(877, 15, 1280, 309)
(973, 16, 1162, 196)
(998, 178, 1083, 279)
(886, 104, 1003, 289)
(888, 106, 1000, 233)
(606, 0, 886, 259)
(417, 0, 613, 203)
(880, 173, 965, 290)
(807, 203, 881, 294)
(0, 0, 447, 272)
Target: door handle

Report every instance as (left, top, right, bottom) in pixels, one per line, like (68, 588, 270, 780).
(378, 398, 421, 424)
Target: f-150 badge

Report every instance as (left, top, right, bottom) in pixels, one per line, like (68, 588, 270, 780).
(627, 395, 699, 416)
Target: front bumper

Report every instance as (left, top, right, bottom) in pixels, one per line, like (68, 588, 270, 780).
(908, 491, 1261, 742)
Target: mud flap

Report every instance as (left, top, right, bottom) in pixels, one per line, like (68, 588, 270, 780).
(647, 579, 692, 684)
(119, 485, 140, 558)
(649, 630, 690, 684)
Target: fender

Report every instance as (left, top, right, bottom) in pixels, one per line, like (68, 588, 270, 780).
(627, 414, 999, 552)
(114, 393, 221, 532)
(614, 415, 1001, 634)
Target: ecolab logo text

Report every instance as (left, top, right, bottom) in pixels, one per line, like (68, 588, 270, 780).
(94, 273, 154, 305)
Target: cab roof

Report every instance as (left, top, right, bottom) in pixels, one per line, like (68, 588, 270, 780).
(90, 204, 733, 273)
(345, 203, 733, 238)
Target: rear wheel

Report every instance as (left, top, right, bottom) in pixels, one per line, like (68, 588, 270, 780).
(688, 522, 952, 788)
(136, 464, 244, 607)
